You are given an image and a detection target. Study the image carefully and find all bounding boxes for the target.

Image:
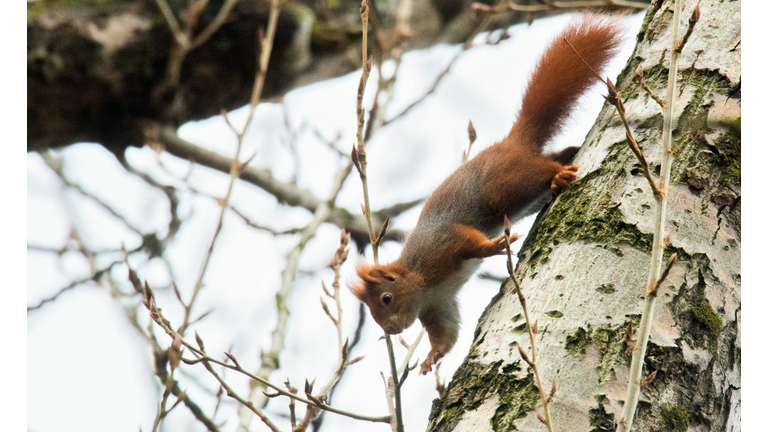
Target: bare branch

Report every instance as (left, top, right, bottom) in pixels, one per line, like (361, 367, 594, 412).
(502, 218, 553, 431)
(646, 253, 678, 297)
(139, 286, 391, 424)
(155, 125, 409, 245)
(27, 258, 129, 312)
(562, 39, 664, 200)
(472, 0, 649, 14)
(674, 4, 700, 53)
(41, 153, 145, 236)
(635, 65, 666, 108)
(240, 155, 355, 428)
(201, 358, 282, 432)
(189, 0, 239, 50)
(620, 1, 692, 429)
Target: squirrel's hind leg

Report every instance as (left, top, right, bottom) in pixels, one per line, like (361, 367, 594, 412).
(548, 145, 580, 165)
(544, 147, 581, 189)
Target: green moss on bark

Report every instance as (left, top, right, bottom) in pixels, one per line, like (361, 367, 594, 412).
(428, 360, 539, 432)
(668, 256, 726, 351)
(691, 301, 724, 335)
(564, 322, 632, 382)
(711, 128, 741, 183)
(596, 283, 617, 294)
(545, 310, 564, 318)
(512, 323, 529, 333)
(564, 327, 591, 355)
(589, 394, 616, 431)
(520, 146, 655, 269)
(661, 405, 689, 432)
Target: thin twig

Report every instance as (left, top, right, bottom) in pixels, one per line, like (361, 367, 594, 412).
(152, 0, 239, 103)
(562, 37, 606, 85)
(385, 336, 404, 432)
(179, 0, 282, 339)
(201, 357, 282, 432)
(397, 328, 425, 377)
(153, 0, 185, 44)
(670, 128, 698, 156)
(363, 0, 415, 140)
(674, 3, 700, 53)
(28, 225, 146, 312)
(608, 81, 662, 197)
(239, 158, 355, 429)
(140, 286, 391, 424)
(502, 217, 553, 432)
(463, 120, 477, 163)
(646, 253, 678, 297)
(151, 335, 182, 432)
(178, 140, 241, 336)
(189, 0, 239, 50)
(563, 38, 662, 196)
(635, 65, 666, 108)
(619, 2, 698, 430)
(294, 230, 356, 431)
(311, 302, 369, 431)
(26, 260, 124, 311)
(350, 2, 405, 431)
(352, 0, 377, 258)
(381, 12, 498, 128)
(41, 153, 145, 235)
(240, 0, 282, 140)
(156, 125, 411, 245)
(179, 180, 305, 236)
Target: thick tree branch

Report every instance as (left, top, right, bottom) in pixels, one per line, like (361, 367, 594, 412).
(156, 124, 413, 246)
(28, 0, 572, 153)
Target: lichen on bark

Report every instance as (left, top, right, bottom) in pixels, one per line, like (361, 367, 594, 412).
(428, 360, 539, 432)
(564, 321, 635, 382)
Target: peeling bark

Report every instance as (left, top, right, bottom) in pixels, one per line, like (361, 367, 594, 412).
(428, 0, 740, 430)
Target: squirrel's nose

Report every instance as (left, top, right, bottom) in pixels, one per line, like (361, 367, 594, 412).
(385, 325, 402, 335)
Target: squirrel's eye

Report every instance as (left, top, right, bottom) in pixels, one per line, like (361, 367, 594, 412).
(382, 293, 393, 305)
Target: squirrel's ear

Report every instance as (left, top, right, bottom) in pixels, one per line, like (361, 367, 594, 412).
(357, 267, 395, 285)
(358, 264, 395, 285)
(370, 269, 396, 282)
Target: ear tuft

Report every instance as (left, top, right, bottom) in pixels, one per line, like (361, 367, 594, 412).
(348, 281, 366, 301)
(357, 263, 383, 285)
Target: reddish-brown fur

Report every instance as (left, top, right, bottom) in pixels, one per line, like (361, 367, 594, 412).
(352, 17, 623, 374)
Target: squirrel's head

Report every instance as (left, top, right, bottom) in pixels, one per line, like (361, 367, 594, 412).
(351, 261, 422, 335)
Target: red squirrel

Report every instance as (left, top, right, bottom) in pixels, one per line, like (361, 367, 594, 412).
(351, 18, 622, 374)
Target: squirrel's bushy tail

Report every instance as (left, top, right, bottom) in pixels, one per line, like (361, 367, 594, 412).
(509, 17, 623, 149)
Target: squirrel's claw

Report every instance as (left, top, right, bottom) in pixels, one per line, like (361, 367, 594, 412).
(420, 350, 444, 375)
(492, 234, 509, 256)
(551, 165, 579, 189)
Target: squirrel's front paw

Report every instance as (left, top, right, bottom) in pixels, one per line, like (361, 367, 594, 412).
(551, 165, 579, 189)
(420, 350, 444, 375)
(488, 233, 518, 257)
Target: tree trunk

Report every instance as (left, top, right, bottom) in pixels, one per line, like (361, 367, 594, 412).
(427, 0, 740, 430)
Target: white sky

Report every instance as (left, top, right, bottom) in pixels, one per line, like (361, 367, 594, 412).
(26, 13, 648, 432)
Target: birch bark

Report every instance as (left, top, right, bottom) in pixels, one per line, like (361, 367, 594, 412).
(428, 1, 740, 430)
